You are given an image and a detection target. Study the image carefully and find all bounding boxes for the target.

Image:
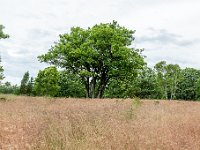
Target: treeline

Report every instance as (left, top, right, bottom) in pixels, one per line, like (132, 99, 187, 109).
(1, 21, 200, 100)
(1, 61, 200, 101)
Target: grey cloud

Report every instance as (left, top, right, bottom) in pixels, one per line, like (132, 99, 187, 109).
(136, 28, 199, 47)
(26, 28, 54, 40)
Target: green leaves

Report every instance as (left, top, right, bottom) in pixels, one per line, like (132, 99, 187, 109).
(0, 25, 9, 39)
(154, 61, 181, 100)
(38, 21, 145, 98)
(0, 57, 4, 83)
(176, 68, 200, 100)
(34, 67, 60, 97)
(19, 71, 30, 95)
(57, 71, 85, 97)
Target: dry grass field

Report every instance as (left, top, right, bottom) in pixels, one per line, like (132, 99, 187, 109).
(1, 95, 200, 150)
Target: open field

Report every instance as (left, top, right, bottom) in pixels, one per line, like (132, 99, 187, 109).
(1, 95, 200, 149)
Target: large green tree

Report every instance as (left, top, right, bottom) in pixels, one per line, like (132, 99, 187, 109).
(34, 67, 60, 97)
(38, 21, 145, 98)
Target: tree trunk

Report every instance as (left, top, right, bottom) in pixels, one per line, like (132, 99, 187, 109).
(97, 76, 109, 99)
(92, 77, 96, 98)
(85, 77, 90, 98)
(97, 84, 106, 98)
(170, 91, 173, 100)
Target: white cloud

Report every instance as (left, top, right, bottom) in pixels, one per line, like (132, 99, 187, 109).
(0, 0, 200, 84)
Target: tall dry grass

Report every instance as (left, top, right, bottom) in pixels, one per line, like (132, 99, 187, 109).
(1, 94, 200, 149)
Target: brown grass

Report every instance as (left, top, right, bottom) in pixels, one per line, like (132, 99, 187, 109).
(1, 94, 200, 150)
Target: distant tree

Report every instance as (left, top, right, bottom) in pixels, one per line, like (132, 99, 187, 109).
(154, 61, 168, 99)
(0, 25, 9, 39)
(3, 81, 11, 94)
(0, 82, 19, 94)
(34, 67, 60, 97)
(154, 61, 181, 100)
(19, 71, 29, 94)
(38, 21, 145, 98)
(27, 77, 34, 96)
(165, 64, 181, 100)
(137, 67, 158, 99)
(0, 57, 4, 83)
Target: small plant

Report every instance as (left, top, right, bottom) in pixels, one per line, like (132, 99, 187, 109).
(0, 97, 7, 102)
(154, 100, 160, 105)
(124, 98, 141, 120)
(132, 97, 141, 108)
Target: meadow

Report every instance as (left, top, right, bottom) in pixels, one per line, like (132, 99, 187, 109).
(0, 95, 200, 150)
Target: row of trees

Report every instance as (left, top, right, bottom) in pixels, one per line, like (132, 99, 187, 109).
(1, 22, 200, 100)
(3, 63, 199, 100)
(105, 63, 200, 100)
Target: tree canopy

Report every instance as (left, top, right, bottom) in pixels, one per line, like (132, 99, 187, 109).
(38, 21, 145, 98)
(34, 67, 60, 97)
(19, 71, 30, 94)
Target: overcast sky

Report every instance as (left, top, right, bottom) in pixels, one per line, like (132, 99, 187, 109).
(0, 0, 200, 84)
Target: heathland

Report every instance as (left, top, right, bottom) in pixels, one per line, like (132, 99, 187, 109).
(1, 95, 200, 150)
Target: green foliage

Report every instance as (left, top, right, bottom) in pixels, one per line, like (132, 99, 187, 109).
(136, 67, 158, 99)
(104, 77, 140, 98)
(1, 22, 199, 101)
(165, 64, 181, 100)
(27, 77, 34, 96)
(19, 72, 34, 96)
(19, 71, 30, 94)
(176, 68, 200, 100)
(38, 21, 145, 98)
(154, 61, 168, 99)
(154, 61, 181, 100)
(106, 66, 158, 100)
(0, 82, 19, 95)
(0, 25, 9, 39)
(57, 71, 85, 98)
(0, 57, 4, 83)
(195, 78, 200, 100)
(34, 67, 60, 97)
(105, 63, 182, 100)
